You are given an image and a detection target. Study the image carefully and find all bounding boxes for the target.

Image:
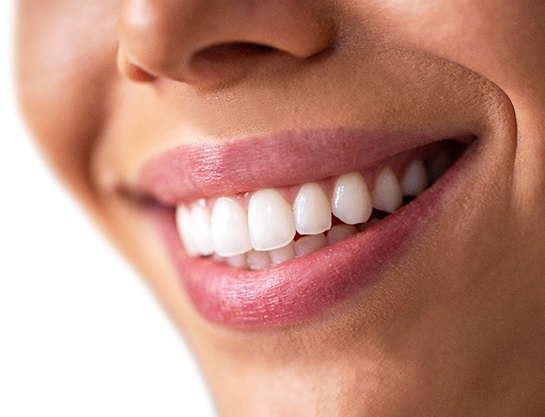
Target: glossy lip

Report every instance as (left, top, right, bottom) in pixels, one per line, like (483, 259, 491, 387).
(136, 128, 474, 205)
(136, 129, 476, 328)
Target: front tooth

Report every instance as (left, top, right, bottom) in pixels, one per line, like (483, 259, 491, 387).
(175, 205, 200, 257)
(401, 159, 428, 196)
(189, 201, 214, 256)
(248, 189, 296, 251)
(372, 166, 403, 213)
(210, 197, 252, 257)
(331, 173, 373, 225)
(294, 234, 327, 257)
(293, 183, 332, 235)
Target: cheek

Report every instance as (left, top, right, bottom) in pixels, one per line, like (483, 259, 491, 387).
(369, 0, 545, 97)
(16, 1, 119, 198)
(372, 0, 545, 217)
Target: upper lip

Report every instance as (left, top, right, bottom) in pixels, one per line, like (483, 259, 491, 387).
(135, 127, 475, 206)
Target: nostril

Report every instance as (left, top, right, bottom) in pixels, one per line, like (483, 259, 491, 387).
(193, 42, 276, 64)
(185, 42, 279, 87)
(118, 0, 336, 87)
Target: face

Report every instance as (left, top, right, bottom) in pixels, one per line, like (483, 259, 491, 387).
(16, 1, 545, 415)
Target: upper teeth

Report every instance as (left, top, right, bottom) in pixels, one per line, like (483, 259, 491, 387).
(176, 159, 430, 268)
(331, 172, 373, 224)
(294, 182, 332, 234)
(249, 189, 296, 251)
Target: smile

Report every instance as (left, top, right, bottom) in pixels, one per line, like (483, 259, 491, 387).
(175, 141, 462, 270)
(136, 129, 475, 328)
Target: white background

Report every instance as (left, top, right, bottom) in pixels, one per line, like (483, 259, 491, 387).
(0, 2, 215, 416)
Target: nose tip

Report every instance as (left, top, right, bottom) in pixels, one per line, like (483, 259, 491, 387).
(117, 0, 335, 87)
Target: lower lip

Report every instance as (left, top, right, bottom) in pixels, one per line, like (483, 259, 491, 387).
(155, 146, 471, 329)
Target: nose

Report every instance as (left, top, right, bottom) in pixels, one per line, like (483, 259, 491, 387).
(118, 0, 336, 87)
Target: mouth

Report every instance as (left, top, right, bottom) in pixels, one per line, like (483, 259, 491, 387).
(135, 129, 475, 328)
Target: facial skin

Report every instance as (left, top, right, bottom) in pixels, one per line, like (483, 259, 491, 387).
(16, 1, 545, 416)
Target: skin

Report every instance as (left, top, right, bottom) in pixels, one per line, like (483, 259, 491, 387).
(16, 1, 545, 416)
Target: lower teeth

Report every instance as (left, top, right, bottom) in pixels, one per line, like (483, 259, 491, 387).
(213, 213, 386, 270)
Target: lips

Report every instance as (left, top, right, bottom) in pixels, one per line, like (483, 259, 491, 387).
(136, 129, 475, 328)
(176, 141, 460, 267)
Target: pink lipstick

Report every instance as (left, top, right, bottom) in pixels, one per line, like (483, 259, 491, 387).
(137, 129, 474, 327)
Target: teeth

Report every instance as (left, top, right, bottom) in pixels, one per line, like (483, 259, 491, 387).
(176, 151, 450, 267)
(331, 173, 373, 225)
(401, 159, 428, 196)
(210, 197, 252, 257)
(357, 217, 379, 232)
(268, 242, 295, 265)
(189, 201, 214, 256)
(175, 205, 200, 257)
(246, 250, 271, 270)
(248, 189, 296, 251)
(372, 166, 403, 213)
(294, 234, 327, 257)
(326, 224, 358, 245)
(225, 253, 248, 269)
(293, 183, 332, 235)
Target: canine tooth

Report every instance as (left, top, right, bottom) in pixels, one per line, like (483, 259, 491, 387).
(372, 167, 403, 213)
(189, 202, 214, 256)
(269, 242, 295, 265)
(248, 189, 296, 251)
(331, 173, 373, 225)
(401, 159, 428, 196)
(326, 224, 358, 245)
(294, 234, 327, 257)
(294, 183, 332, 235)
(175, 205, 200, 257)
(211, 197, 252, 257)
(225, 254, 248, 269)
(246, 250, 271, 270)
